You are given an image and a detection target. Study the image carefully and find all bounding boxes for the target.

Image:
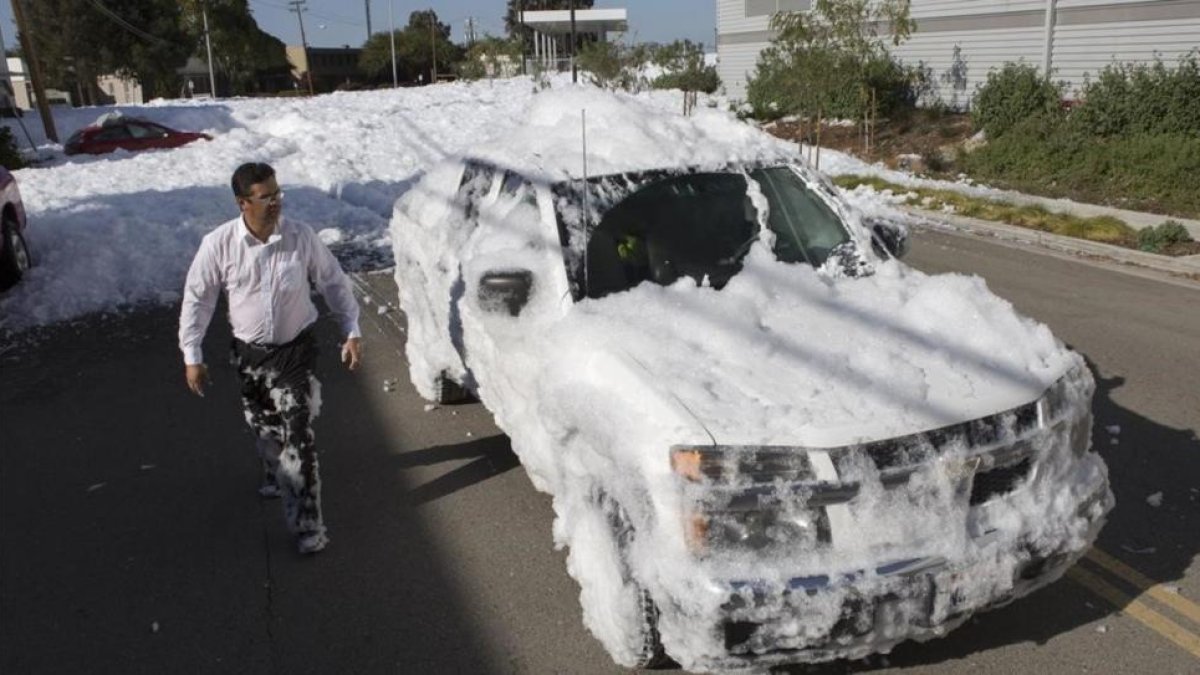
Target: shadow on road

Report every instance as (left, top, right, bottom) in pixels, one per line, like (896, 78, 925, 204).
(395, 435, 520, 506)
(0, 303, 504, 673)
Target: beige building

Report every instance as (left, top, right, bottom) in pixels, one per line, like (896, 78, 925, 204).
(286, 45, 364, 92)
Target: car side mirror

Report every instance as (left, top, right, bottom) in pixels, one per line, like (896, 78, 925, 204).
(477, 269, 533, 317)
(868, 218, 910, 259)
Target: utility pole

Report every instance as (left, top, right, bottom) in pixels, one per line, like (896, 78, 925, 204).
(10, 0, 56, 142)
(569, 0, 578, 83)
(465, 17, 476, 49)
(388, 0, 397, 87)
(429, 8, 437, 83)
(364, 0, 372, 40)
(289, 0, 315, 95)
(201, 2, 217, 98)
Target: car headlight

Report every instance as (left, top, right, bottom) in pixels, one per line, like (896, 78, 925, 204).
(670, 446, 817, 485)
(1038, 363, 1094, 457)
(685, 505, 832, 553)
(672, 446, 837, 554)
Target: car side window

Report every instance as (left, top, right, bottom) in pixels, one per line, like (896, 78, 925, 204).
(583, 173, 758, 299)
(93, 125, 132, 141)
(457, 163, 494, 221)
(128, 123, 167, 139)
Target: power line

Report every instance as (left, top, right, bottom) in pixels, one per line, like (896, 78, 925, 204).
(85, 0, 175, 46)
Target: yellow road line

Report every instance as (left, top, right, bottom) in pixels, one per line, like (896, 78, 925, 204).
(1086, 548, 1200, 626)
(1067, 565, 1200, 659)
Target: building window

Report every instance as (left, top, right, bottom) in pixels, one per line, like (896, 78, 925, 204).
(746, 0, 810, 18)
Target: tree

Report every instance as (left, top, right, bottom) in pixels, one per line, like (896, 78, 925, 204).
(360, 10, 461, 84)
(576, 41, 651, 92)
(746, 0, 918, 164)
(99, 0, 191, 98)
(178, 0, 289, 96)
(20, 0, 193, 103)
(20, 0, 108, 105)
(650, 40, 720, 115)
(459, 36, 523, 80)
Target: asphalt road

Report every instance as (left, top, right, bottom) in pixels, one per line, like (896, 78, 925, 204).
(1, 228, 1198, 674)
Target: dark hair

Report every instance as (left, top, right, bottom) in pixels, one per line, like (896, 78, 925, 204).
(231, 162, 276, 198)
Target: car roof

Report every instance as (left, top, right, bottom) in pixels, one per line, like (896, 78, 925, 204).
(460, 87, 799, 184)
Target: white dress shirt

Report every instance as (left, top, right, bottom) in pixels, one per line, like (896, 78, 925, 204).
(179, 216, 362, 366)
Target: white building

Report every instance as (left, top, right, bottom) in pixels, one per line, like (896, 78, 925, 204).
(521, 8, 629, 72)
(717, 0, 1200, 108)
(6, 57, 74, 110)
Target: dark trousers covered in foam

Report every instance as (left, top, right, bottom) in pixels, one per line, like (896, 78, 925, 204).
(231, 329, 325, 540)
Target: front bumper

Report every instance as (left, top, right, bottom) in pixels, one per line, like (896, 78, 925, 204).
(679, 468, 1111, 669)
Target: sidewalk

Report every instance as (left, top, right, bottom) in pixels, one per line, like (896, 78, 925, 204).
(901, 204, 1200, 281)
(847, 167, 1200, 280)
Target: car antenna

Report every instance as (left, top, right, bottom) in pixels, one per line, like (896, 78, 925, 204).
(582, 108, 590, 296)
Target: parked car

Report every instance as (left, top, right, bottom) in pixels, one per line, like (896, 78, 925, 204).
(391, 92, 1112, 672)
(0, 165, 30, 291)
(63, 115, 211, 156)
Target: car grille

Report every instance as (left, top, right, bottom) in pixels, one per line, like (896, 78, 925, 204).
(969, 458, 1033, 505)
(832, 400, 1043, 505)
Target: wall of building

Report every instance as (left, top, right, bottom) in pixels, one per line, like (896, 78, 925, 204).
(716, 0, 1200, 107)
(97, 74, 144, 105)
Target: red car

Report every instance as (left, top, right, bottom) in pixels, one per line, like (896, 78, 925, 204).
(63, 117, 211, 156)
(0, 165, 30, 291)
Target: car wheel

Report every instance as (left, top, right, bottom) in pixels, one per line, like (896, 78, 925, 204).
(589, 491, 673, 669)
(633, 585, 671, 669)
(434, 371, 474, 404)
(0, 219, 31, 291)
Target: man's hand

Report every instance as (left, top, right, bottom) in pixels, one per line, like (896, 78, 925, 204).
(341, 337, 362, 371)
(185, 364, 210, 397)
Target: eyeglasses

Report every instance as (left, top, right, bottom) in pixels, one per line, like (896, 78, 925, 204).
(244, 190, 284, 205)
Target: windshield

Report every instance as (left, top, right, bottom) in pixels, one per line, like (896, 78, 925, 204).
(557, 166, 853, 300)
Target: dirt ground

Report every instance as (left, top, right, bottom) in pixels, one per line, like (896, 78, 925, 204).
(764, 110, 976, 174)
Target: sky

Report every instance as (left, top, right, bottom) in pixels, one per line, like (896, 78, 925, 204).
(0, 1, 717, 55)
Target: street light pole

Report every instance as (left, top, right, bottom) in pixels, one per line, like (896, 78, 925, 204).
(364, 0, 372, 40)
(388, 0, 397, 87)
(201, 2, 217, 97)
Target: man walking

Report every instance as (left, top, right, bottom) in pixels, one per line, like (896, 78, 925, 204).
(179, 162, 362, 555)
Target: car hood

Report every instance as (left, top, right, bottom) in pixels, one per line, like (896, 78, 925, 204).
(558, 252, 1075, 447)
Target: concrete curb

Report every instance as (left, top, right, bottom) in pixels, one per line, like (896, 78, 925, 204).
(900, 206, 1200, 279)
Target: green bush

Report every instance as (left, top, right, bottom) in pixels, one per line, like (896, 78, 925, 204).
(0, 127, 24, 170)
(964, 115, 1200, 217)
(972, 62, 1063, 138)
(1069, 53, 1200, 137)
(747, 49, 919, 121)
(1137, 220, 1194, 252)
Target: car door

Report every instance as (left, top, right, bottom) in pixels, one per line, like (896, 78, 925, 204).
(125, 122, 169, 151)
(86, 125, 134, 154)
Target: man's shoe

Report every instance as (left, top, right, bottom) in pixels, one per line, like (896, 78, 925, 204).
(297, 531, 328, 555)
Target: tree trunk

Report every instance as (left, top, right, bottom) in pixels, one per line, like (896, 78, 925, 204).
(815, 108, 822, 171)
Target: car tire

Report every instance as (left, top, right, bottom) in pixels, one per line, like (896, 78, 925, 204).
(0, 219, 31, 291)
(633, 585, 671, 669)
(600, 492, 673, 670)
(434, 371, 474, 404)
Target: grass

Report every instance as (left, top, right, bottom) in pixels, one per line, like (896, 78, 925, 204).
(834, 174, 1139, 246)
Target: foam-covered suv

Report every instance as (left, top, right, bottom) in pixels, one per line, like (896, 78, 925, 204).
(391, 90, 1112, 671)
